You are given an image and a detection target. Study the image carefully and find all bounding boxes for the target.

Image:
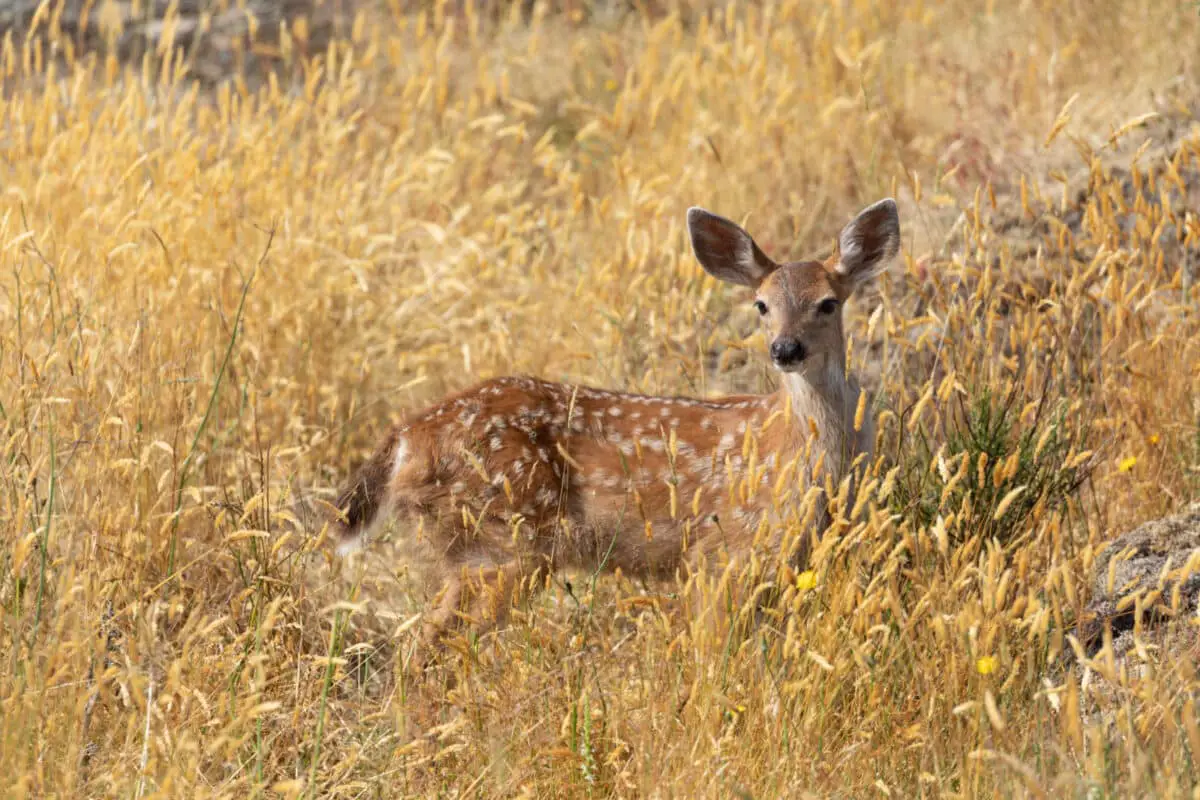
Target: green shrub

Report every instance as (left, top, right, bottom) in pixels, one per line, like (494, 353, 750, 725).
(890, 380, 1095, 547)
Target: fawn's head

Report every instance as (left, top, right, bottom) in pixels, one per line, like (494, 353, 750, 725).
(687, 198, 900, 376)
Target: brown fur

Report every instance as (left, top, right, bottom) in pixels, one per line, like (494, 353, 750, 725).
(328, 199, 901, 655)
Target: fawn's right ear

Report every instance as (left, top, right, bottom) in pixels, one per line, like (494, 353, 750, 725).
(687, 207, 778, 288)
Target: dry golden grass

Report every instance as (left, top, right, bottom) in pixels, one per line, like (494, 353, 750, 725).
(2, 0, 1200, 796)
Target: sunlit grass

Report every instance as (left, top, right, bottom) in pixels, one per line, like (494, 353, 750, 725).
(1, 0, 1199, 796)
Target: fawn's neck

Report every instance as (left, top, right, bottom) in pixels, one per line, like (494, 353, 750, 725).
(774, 356, 858, 476)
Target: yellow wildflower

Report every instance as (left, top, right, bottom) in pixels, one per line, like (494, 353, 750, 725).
(795, 571, 818, 592)
(1118, 456, 1137, 472)
(976, 656, 998, 675)
(1148, 434, 1160, 446)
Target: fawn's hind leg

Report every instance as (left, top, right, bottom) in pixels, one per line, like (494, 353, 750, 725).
(416, 556, 538, 663)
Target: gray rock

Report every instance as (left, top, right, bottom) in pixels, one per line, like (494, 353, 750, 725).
(1079, 501, 1200, 654)
(0, 0, 345, 87)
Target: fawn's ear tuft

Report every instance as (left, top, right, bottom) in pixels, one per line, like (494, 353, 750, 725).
(687, 207, 778, 288)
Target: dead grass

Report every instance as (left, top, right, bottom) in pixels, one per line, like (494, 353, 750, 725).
(1, 0, 1199, 796)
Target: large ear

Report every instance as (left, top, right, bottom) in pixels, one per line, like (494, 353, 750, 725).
(834, 198, 901, 288)
(686, 207, 778, 288)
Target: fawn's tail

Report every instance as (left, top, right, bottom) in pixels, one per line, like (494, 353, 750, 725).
(329, 429, 401, 556)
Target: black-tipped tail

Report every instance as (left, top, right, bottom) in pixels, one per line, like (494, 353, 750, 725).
(329, 430, 399, 555)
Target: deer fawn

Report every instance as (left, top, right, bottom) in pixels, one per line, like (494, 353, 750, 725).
(329, 198, 900, 655)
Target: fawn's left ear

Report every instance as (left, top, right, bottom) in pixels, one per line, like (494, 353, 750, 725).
(834, 198, 900, 289)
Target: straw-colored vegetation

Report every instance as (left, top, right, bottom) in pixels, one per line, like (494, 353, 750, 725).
(2, 0, 1199, 795)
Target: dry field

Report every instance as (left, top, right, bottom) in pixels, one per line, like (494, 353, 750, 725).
(2, 0, 1200, 796)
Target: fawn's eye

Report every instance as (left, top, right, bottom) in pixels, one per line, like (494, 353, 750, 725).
(817, 298, 839, 315)
(753, 300, 768, 315)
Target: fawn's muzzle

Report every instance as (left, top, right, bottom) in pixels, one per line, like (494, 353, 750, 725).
(769, 338, 806, 366)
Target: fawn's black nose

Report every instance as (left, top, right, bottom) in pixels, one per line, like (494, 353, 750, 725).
(770, 338, 806, 365)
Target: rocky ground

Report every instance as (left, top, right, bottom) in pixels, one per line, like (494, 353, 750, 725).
(1080, 502, 1200, 658)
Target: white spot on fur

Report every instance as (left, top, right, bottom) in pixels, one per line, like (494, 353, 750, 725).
(688, 457, 714, 481)
(608, 406, 623, 417)
(490, 436, 503, 451)
(538, 448, 550, 462)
